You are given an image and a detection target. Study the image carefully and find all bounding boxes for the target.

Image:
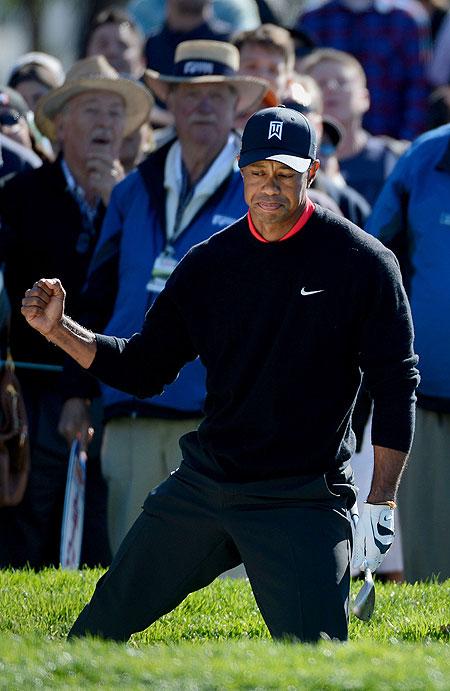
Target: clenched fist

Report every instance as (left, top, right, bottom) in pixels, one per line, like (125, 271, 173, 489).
(21, 277, 65, 337)
(21, 277, 97, 370)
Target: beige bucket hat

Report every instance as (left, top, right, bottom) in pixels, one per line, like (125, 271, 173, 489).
(35, 55, 153, 141)
(144, 40, 269, 115)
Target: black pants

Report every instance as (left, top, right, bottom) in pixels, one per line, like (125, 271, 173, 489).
(69, 463, 352, 643)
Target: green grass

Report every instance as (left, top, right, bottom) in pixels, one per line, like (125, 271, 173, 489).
(0, 569, 449, 689)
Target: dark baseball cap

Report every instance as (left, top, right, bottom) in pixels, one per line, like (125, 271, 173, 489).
(239, 105, 318, 174)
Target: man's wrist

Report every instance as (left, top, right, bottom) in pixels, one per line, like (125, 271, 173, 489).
(45, 317, 67, 344)
(366, 499, 397, 509)
(45, 316, 97, 370)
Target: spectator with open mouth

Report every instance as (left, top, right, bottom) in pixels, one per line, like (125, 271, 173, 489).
(0, 55, 153, 571)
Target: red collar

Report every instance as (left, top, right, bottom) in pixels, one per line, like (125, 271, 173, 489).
(248, 197, 315, 243)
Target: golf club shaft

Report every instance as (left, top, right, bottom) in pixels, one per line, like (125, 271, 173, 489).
(349, 501, 376, 621)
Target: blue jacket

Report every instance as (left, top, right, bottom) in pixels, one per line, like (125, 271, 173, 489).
(80, 138, 247, 418)
(365, 124, 450, 407)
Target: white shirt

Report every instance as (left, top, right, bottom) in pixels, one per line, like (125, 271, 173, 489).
(164, 132, 241, 241)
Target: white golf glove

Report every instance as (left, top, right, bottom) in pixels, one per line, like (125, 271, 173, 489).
(352, 502, 395, 572)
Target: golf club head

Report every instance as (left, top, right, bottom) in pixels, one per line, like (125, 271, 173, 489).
(353, 567, 375, 621)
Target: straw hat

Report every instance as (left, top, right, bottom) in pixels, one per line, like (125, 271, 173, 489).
(35, 55, 153, 141)
(144, 40, 269, 115)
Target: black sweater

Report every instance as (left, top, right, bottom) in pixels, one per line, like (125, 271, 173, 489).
(89, 206, 419, 482)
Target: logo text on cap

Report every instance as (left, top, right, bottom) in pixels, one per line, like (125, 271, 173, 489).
(268, 121, 283, 140)
(183, 61, 214, 75)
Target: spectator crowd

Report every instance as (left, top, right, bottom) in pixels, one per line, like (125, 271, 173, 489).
(1, 0, 449, 588)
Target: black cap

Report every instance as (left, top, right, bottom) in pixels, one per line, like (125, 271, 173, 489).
(239, 106, 317, 174)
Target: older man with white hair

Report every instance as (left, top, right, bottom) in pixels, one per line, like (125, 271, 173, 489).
(0, 56, 152, 569)
(59, 40, 268, 555)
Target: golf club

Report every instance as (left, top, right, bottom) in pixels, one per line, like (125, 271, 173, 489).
(349, 502, 375, 621)
(352, 565, 375, 621)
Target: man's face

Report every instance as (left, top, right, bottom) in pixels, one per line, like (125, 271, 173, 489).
(56, 90, 126, 171)
(15, 79, 50, 112)
(239, 43, 291, 101)
(86, 22, 144, 78)
(241, 159, 315, 233)
(307, 61, 369, 125)
(167, 82, 238, 149)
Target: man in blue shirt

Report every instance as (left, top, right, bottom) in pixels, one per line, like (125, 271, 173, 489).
(366, 124, 450, 582)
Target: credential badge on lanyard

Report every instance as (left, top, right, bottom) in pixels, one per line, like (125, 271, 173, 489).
(146, 246, 179, 295)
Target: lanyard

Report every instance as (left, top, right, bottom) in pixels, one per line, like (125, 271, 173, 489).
(168, 160, 196, 245)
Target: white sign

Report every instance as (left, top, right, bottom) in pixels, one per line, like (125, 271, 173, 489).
(60, 439, 87, 570)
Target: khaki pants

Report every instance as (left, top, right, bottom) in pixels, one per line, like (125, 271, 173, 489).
(101, 416, 201, 555)
(399, 407, 450, 582)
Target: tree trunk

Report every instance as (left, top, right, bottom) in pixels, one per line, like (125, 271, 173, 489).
(27, 0, 43, 49)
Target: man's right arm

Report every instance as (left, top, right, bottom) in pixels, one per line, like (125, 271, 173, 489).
(21, 278, 97, 369)
(22, 272, 199, 401)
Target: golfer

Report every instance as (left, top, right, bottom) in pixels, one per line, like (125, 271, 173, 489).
(21, 107, 419, 642)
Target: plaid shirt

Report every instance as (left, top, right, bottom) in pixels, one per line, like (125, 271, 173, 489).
(297, 0, 431, 140)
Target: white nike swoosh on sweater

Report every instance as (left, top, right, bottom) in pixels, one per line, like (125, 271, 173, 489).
(300, 288, 325, 296)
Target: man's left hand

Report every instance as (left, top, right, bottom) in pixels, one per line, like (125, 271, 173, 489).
(87, 154, 124, 205)
(352, 503, 395, 572)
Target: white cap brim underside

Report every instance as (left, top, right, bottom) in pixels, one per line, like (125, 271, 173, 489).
(266, 154, 311, 173)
